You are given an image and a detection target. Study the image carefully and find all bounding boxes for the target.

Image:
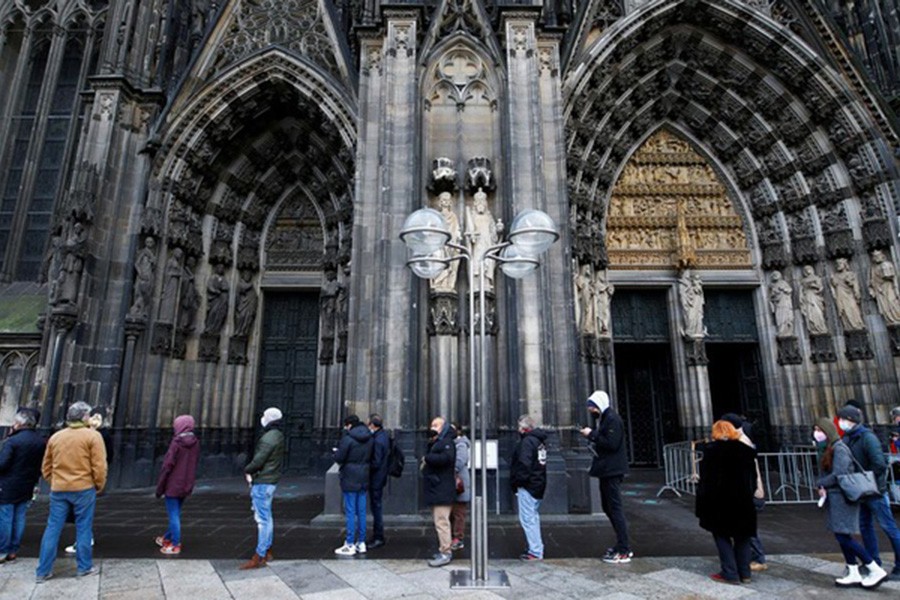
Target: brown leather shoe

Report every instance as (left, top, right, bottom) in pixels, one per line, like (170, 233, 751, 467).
(239, 554, 266, 570)
(265, 549, 273, 563)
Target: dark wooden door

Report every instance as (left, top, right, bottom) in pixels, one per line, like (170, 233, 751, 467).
(257, 292, 319, 473)
(708, 343, 771, 450)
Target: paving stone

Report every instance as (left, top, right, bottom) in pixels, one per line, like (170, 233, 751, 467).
(225, 574, 301, 599)
(299, 588, 367, 600)
(156, 560, 231, 600)
(266, 560, 349, 596)
(644, 568, 753, 599)
(0, 572, 35, 600)
(98, 559, 162, 595)
(770, 554, 835, 571)
(30, 571, 101, 600)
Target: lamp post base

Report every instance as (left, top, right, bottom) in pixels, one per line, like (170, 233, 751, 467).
(449, 569, 511, 589)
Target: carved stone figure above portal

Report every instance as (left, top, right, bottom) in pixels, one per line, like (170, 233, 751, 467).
(799, 265, 829, 335)
(678, 270, 707, 340)
(575, 264, 597, 336)
(56, 221, 88, 307)
(768, 271, 795, 338)
(234, 270, 259, 337)
(204, 263, 230, 335)
(595, 269, 614, 338)
(868, 250, 900, 325)
(159, 248, 184, 324)
(466, 188, 502, 292)
(829, 258, 865, 331)
(430, 192, 461, 293)
(127, 236, 158, 321)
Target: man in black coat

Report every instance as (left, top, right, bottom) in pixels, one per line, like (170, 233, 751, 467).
(510, 415, 547, 561)
(422, 416, 456, 567)
(367, 414, 389, 549)
(580, 390, 632, 563)
(333, 415, 373, 556)
(0, 408, 46, 562)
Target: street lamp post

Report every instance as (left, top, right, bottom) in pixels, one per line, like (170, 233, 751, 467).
(400, 206, 558, 589)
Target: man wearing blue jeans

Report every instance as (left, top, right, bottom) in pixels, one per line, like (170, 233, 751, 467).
(510, 415, 548, 561)
(240, 407, 285, 570)
(35, 402, 107, 582)
(0, 408, 45, 563)
(333, 415, 373, 556)
(839, 405, 900, 580)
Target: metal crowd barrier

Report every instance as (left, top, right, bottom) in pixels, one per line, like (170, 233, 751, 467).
(660, 442, 900, 506)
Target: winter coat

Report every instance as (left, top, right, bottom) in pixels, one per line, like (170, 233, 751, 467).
(334, 424, 373, 492)
(510, 429, 548, 500)
(817, 440, 861, 534)
(588, 408, 628, 479)
(695, 439, 757, 538)
(455, 435, 471, 503)
(369, 428, 390, 491)
(156, 430, 201, 499)
(245, 422, 285, 485)
(422, 422, 456, 506)
(0, 428, 46, 504)
(843, 425, 888, 492)
(42, 423, 107, 493)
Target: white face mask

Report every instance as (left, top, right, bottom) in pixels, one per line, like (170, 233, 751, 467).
(838, 419, 854, 431)
(813, 430, 827, 443)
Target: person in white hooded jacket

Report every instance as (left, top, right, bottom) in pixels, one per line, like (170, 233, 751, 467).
(580, 390, 632, 564)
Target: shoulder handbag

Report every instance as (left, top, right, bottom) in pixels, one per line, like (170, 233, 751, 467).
(836, 443, 881, 502)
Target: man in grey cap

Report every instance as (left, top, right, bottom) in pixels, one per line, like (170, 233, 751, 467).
(838, 404, 900, 580)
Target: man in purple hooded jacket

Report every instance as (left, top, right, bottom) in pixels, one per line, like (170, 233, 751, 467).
(155, 415, 200, 555)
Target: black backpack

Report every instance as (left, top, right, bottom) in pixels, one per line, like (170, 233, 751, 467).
(388, 434, 405, 478)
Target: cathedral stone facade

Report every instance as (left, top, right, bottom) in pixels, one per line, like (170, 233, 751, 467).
(1, 0, 900, 511)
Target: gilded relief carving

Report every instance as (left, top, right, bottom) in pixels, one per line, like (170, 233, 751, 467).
(607, 131, 752, 270)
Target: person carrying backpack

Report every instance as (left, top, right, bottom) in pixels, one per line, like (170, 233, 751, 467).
(367, 414, 389, 549)
(510, 415, 547, 561)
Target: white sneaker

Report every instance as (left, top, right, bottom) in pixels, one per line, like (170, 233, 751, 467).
(861, 561, 888, 589)
(334, 543, 356, 556)
(65, 539, 94, 554)
(835, 564, 862, 587)
(356, 542, 367, 554)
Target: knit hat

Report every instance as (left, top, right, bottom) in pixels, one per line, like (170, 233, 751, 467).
(891, 406, 900, 420)
(173, 414, 195, 435)
(261, 407, 283, 427)
(720, 413, 744, 429)
(816, 417, 839, 445)
(837, 405, 863, 424)
(587, 390, 610, 412)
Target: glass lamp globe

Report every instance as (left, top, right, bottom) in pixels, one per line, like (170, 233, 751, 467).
(498, 244, 539, 279)
(409, 253, 448, 279)
(508, 209, 559, 257)
(400, 208, 450, 256)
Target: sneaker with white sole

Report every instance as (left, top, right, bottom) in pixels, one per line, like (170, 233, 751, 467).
(334, 543, 357, 556)
(355, 542, 367, 554)
(65, 538, 94, 554)
(602, 549, 633, 564)
(428, 552, 452, 567)
(160, 544, 181, 555)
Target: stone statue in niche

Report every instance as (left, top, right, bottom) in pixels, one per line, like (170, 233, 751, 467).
(575, 264, 597, 336)
(767, 271, 795, 338)
(466, 188, 502, 292)
(868, 250, 900, 325)
(430, 192, 461, 293)
(179, 256, 199, 332)
(47, 231, 63, 305)
(799, 265, 829, 335)
(678, 270, 706, 339)
(234, 270, 259, 337)
(128, 236, 157, 319)
(57, 221, 88, 306)
(203, 263, 230, 335)
(159, 248, 184, 323)
(595, 269, 614, 338)
(829, 258, 865, 331)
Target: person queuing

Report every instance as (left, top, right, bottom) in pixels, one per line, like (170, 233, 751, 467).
(838, 405, 900, 581)
(889, 406, 900, 455)
(64, 408, 112, 555)
(815, 418, 888, 589)
(367, 414, 389, 550)
(0, 408, 45, 564)
(34, 402, 107, 583)
(421, 416, 456, 568)
(581, 390, 632, 563)
(240, 407, 284, 570)
(510, 415, 548, 561)
(450, 423, 470, 553)
(695, 420, 757, 585)
(154, 415, 200, 556)
(333, 415, 373, 556)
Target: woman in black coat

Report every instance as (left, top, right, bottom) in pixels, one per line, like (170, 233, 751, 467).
(695, 420, 758, 585)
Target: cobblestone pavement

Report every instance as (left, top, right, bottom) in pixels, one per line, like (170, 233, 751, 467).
(1, 553, 899, 600)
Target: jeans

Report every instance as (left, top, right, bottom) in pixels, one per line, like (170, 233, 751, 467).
(342, 491, 367, 545)
(713, 534, 751, 581)
(250, 484, 276, 558)
(835, 533, 874, 565)
(749, 535, 766, 564)
(516, 488, 544, 558)
(36, 489, 96, 577)
(599, 476, 630, 552)
(859, 492, 900, 567)
(0, 500, 30, 555)
(370, 485, 384, 542)
(164, 497, 184, 546)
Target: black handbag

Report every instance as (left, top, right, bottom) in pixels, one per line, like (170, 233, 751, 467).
(836, 444, 881, 502)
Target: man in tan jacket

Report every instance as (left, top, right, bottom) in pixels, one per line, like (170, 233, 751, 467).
(34, 401, 107, 582)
